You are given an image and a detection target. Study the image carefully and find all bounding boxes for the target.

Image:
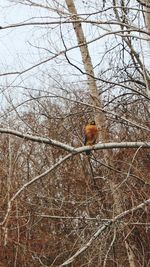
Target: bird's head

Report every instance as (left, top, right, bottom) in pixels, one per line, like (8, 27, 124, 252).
(90, 120, 96, 125)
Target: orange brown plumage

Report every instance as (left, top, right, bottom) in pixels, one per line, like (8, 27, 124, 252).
(84, 121, 98, 155)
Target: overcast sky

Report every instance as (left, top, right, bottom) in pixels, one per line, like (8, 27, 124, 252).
(0, 2, 108, 109)
(0, 0, 150, 111)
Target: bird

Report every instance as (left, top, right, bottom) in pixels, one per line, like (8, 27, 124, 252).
(83, 120, 98, 155)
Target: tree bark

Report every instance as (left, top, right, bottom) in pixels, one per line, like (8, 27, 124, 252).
(138, 0, 150, 35)
(65, 0, 108, 142)
(145, 6, 150, 34)
(65, 1, 137, 266)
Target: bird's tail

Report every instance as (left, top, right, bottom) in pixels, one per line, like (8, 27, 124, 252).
(84, 139, 91, 155)
(85, 150, 91, 155)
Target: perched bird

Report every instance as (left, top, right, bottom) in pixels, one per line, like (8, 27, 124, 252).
(84, 120, 98, 155)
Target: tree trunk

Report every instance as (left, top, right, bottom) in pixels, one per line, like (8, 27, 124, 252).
(145, 7, 150, 33)
(138, 0, 150, 35)
(65, 0, 108, 142)
(65, 1, 136, 266)
(143, 2, 150, 34)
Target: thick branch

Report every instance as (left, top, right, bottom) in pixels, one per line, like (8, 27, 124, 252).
(0, 127, 74, 151)
(0, 128, 150, 154)
(0, 128, 150, 152)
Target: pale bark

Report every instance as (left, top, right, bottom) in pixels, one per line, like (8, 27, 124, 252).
(124, 240, 136, 267)
(144, 3, 150, 34)
(64, 1, 139, 266)
(144, 8, 150, 58)
(65, 0, 108, 142)
(138, 0, 150, 36)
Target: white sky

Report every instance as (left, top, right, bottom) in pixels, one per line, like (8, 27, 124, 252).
(0, 0, 109, 76)
(0, 0, 150, 110)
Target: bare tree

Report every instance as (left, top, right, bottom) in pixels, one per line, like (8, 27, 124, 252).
(0, 1, 149, 266)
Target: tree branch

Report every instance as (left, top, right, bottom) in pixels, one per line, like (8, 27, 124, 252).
(0, 128, 150, 153)
(0, 153, 72, 226)
(60, 198, 150, 266)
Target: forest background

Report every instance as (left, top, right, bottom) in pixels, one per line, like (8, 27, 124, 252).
(0, 0, 150, 266)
